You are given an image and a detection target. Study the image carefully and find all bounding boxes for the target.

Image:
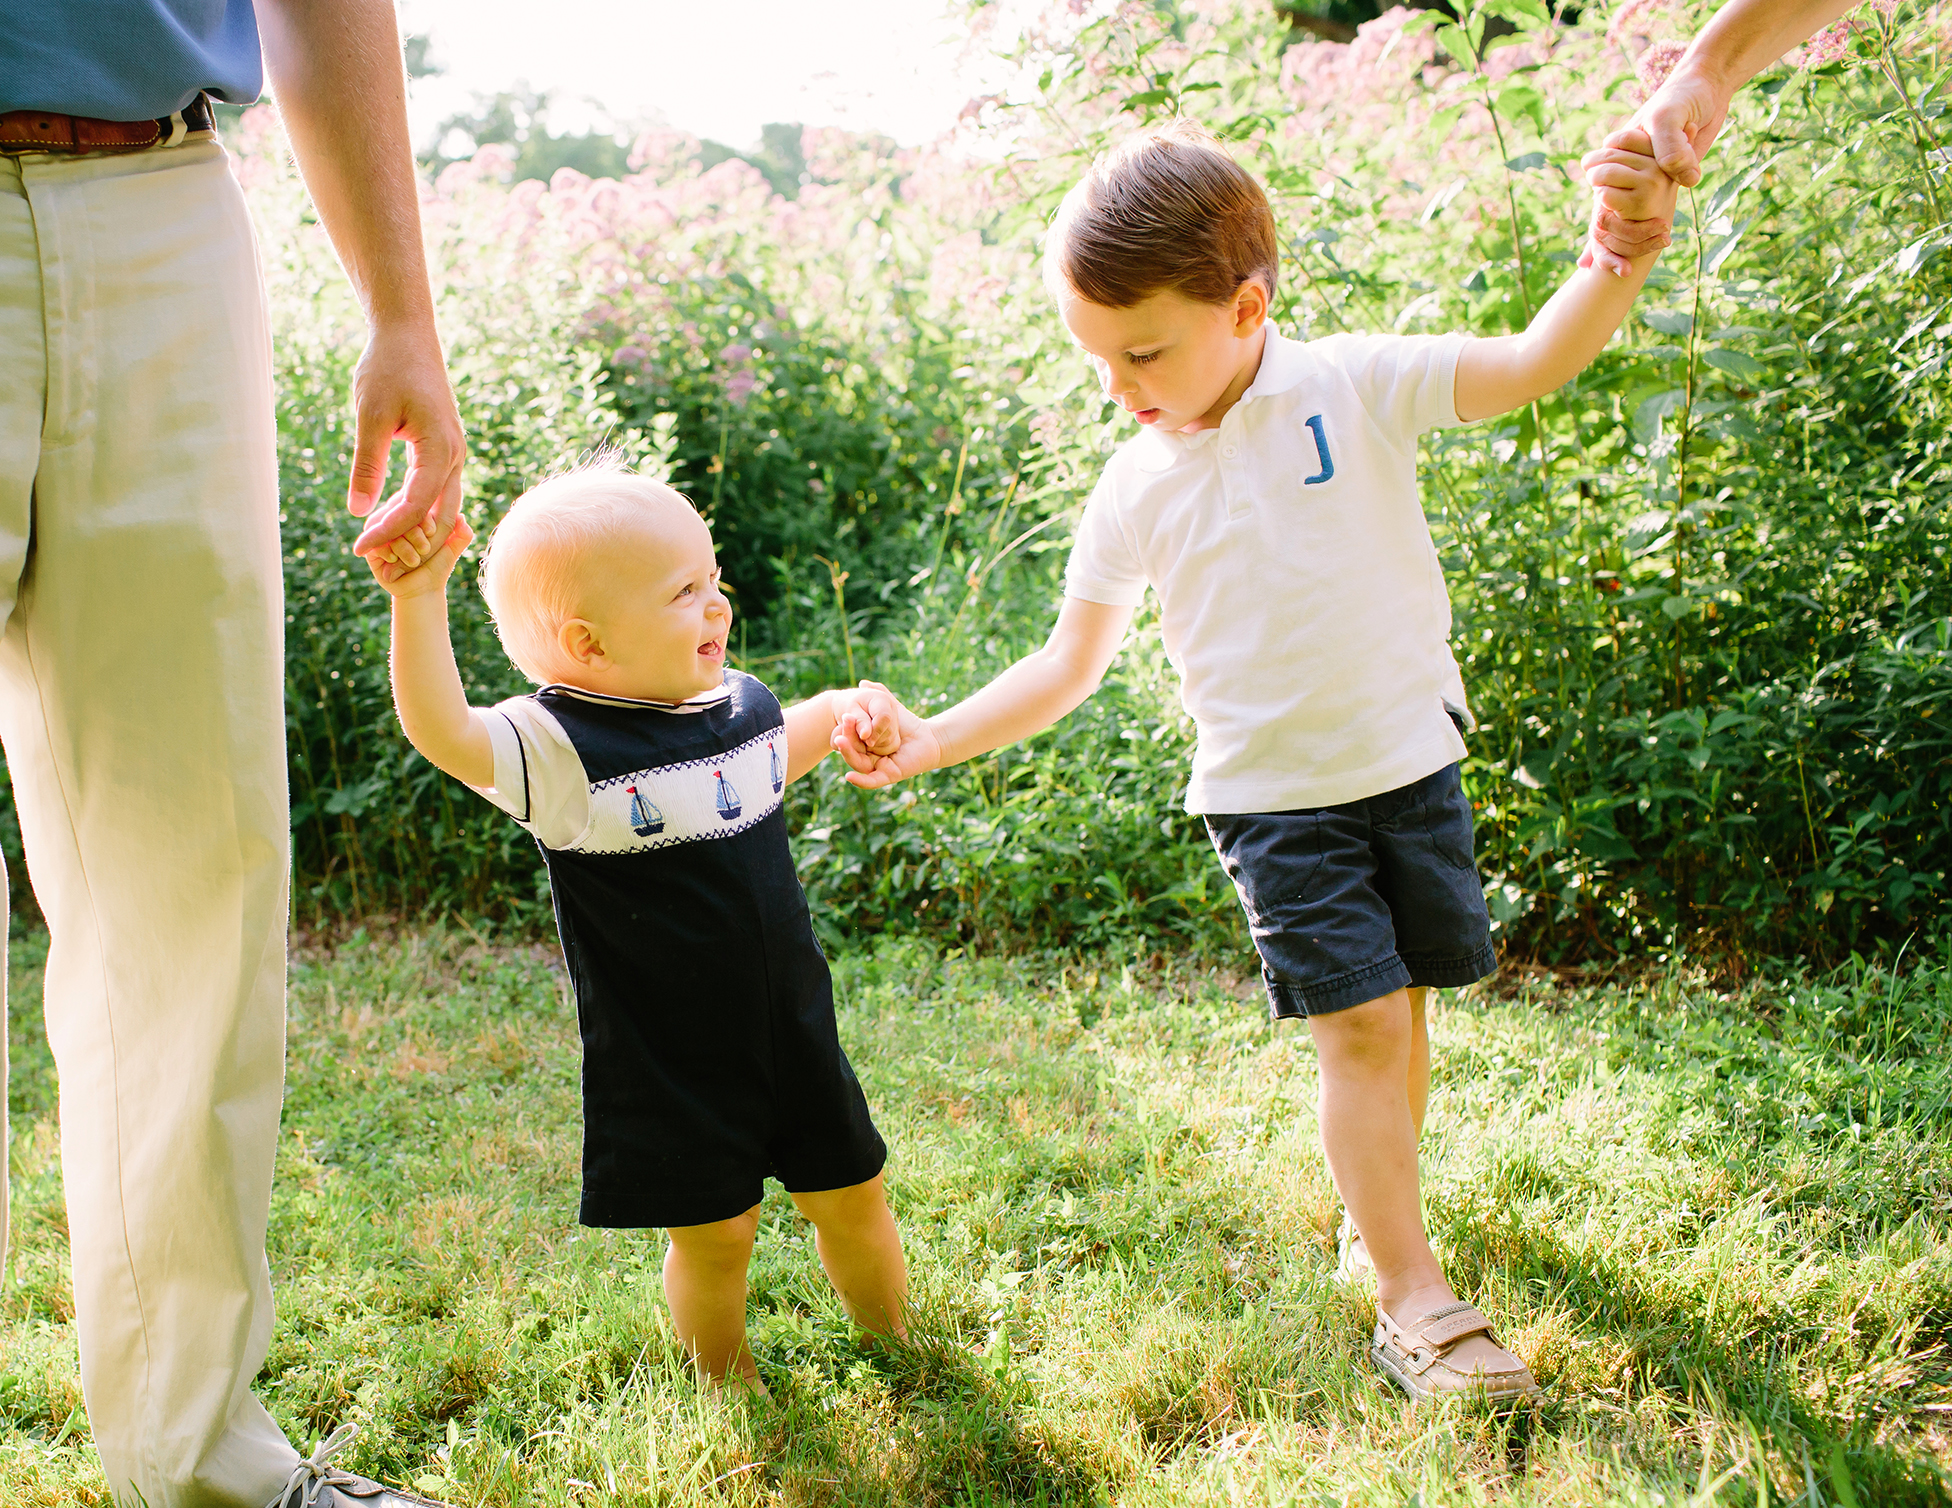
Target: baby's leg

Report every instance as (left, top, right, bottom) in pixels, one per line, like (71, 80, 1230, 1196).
(1310, 989, 1506, 1373)
(790, 1173, 908, 1340)
(664, 1205, 766, 1393)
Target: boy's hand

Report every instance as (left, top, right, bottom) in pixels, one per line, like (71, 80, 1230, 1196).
(366, 514, 474, 598)
(830, 679, 944, 789)
(1579, 127, 1678, 276)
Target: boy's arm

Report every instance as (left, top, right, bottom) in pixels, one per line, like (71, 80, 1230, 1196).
(1455, 143, 1677, 423)
(375, 519, 496, 790)
(836, 597, 1133, 790)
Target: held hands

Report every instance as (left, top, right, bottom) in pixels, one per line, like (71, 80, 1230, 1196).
(365, 514, 474, 598)
(829, 680, 943, 789)
(1578, 127, 1680, 276)
(347, 321, 467, 564)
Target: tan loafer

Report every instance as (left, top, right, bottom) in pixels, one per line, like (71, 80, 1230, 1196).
(1371, 1300, 1541, 1405)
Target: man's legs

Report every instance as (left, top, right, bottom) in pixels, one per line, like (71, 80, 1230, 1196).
(0, 142, 299, 1506)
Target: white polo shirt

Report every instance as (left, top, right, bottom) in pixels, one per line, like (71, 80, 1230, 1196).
(1065, 327, 1474, 815)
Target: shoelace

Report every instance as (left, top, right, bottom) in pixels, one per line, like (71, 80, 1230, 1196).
(269, 1423, 361, 1508)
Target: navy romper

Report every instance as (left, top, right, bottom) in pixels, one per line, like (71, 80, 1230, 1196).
(481, 669, 886, 1229)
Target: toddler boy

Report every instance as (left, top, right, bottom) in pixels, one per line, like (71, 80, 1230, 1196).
(836, 120, 1676, 1402)
(370, 460, 908, 1396)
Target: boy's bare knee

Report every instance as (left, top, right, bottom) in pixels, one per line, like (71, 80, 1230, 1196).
(667, 1205, 762, 1268)
(1310, 989, 1412, 1072)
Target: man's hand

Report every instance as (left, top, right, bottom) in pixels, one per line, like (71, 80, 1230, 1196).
(1635, 65, 1733, 191)
(257, 0, 467, 566)
(365, 514, 473, 598)
(347, 322, 465, 562)
(830, 680, 943, 790)
(1579, 126, 1677, 276)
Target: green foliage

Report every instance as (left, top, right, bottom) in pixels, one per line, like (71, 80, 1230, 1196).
(9, 932, 1952, 1501)
(938, 0, 1952, 962)
(9, 2, 1949, 967)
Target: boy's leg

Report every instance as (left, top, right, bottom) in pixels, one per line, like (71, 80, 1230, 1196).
(664, 1205, 765, 1390)
(1407, 985, 1430, 1136)
(1309, 988, 1508, 1374)
(790, 1173, 908, 1339)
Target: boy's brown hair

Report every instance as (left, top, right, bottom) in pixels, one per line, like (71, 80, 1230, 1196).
(1047, 118, 1278, 309)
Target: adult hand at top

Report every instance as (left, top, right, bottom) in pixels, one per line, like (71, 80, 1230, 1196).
(1583, 0, 1861, 274)
(347, 319, 465, 567)
(259, 0, 466, 567)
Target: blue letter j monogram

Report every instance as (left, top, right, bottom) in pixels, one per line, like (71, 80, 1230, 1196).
(1303, 414, 1334, 485)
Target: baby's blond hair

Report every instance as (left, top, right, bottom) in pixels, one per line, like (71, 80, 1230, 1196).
(479, 457, 694, 685)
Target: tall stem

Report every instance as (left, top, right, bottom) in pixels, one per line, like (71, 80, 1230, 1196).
(1670, 185, 1706, 710)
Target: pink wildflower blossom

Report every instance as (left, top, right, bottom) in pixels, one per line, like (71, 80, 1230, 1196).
(1607, 0, 1664, 48)
(1636, 38, 1688, 90)
(1795, 18, 1856, 67)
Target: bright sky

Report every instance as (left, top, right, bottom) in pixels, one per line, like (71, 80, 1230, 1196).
(396, 0, 984, 151)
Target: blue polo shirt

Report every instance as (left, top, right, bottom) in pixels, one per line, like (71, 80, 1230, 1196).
(1, 2, 262, 120)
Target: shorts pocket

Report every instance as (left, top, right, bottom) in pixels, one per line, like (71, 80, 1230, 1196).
(1206, 810, 1325, 924)
(1421, 770, 1479, 872)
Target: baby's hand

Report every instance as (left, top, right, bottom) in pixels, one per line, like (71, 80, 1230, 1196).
(829, 679, 943, 790)
(832, 680, 905, 760)
(1579, 126, 1678, 276)
(366, 514, 474, 598)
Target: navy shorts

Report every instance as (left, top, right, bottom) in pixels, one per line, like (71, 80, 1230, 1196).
(1204, 762, 1497, 1018)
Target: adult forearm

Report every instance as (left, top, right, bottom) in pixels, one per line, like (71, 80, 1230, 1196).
(257, 0, 431, 328)
(1679, 0, 1857, 95)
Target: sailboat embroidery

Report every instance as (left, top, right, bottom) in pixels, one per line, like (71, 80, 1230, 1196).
(714, 770, 742, 821)
(626, 784, 665, 836)
(768, 740, 783, 793)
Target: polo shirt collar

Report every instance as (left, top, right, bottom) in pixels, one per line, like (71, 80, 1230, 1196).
(1130, 327, 1312, 472)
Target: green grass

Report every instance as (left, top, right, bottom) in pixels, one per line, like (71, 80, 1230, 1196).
(5, 927, 1951, 1505)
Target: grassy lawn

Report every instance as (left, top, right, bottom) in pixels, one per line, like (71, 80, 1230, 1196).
(4, 928, 1951, 1506)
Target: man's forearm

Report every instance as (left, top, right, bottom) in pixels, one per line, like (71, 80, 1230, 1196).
(257, 0, 432, 329)
(1679, 0, 1858, 93)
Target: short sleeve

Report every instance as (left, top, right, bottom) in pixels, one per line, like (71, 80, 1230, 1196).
(469, 698, 591, 851)
(1063, 469, 1149, 607)
(1314, 331, 1470, 442)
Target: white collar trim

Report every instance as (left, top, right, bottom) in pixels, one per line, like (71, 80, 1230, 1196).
(538, 680, 733, 715)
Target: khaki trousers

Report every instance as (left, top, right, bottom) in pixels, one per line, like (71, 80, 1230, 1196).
(0, 140, 299, 1506)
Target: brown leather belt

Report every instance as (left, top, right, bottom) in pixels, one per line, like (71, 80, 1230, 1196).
(0, 93, 216, 155)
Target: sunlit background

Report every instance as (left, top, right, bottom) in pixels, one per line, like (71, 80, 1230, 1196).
(397, 0, 991, 162)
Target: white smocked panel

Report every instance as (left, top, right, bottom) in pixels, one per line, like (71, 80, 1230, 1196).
(573, 723, 787, 854)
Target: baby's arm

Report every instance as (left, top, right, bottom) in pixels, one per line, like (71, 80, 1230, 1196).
(369, 517, 496, 790)
(833, 597, 1133, 789)
(1454, 136, 1678, 423)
